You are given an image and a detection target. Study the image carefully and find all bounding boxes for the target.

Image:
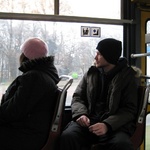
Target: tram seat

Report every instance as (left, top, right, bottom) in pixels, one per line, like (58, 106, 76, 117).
(41, 75, 73, 150)
(91, 85, 149, 150)
(130, 85, 148, 150)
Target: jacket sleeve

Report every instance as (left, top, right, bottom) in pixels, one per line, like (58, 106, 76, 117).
(71, 72, 89, 120)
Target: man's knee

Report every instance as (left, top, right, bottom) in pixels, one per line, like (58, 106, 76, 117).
(60, 129, 73, 142)
(110, 132, 134, 150)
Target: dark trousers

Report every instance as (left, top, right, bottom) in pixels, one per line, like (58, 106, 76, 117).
(59, 121, 134, 150)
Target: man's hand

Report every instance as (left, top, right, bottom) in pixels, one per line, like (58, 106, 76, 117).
(76, 115, 90, 127)
(89, 123, 108, 136)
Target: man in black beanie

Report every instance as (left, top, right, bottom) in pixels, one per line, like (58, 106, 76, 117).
(96, 38, 122, 65)
(59, 38, 138, 150)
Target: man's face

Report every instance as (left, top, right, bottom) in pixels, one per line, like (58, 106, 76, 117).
(94, 50, 110, 68)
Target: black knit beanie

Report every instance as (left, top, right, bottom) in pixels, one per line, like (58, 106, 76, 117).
(96, 38, 122, 65)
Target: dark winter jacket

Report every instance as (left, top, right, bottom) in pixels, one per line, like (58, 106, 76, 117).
(71, 58, 138, 136)
(0, 56, 59, 150)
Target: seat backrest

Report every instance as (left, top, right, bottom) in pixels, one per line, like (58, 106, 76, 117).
(130, 85, 149, 150)
(41, 75, 73, 150)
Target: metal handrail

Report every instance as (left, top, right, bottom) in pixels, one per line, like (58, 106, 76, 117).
(131, 52, 150, 58)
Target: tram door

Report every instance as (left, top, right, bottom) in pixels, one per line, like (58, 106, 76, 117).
(140, 11, 150, 150)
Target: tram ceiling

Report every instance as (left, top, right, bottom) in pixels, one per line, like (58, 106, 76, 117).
(131, 0, 150, 10)
(131, 0, 150, 5)
(0, 12, 136, 25)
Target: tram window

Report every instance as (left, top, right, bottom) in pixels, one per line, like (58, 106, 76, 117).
(60, 0, 121, 19)
(146, 20, 150, 88)
(0, 0, 54, 14)
(146, 20, 150, 104)
(146, 114, 150, 150)
(146, 20, 150, 150)
(0, 0, 121, 19)
(0, 19, 123, 106)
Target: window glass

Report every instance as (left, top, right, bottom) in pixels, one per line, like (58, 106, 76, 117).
(146, 114, 150, 150)
(0, 0, 54, 14)
(146, 20, 150, 87)
(146, 20, 150, 150)
(60, 0, 121, 19)
(0, 19, 123, 106)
